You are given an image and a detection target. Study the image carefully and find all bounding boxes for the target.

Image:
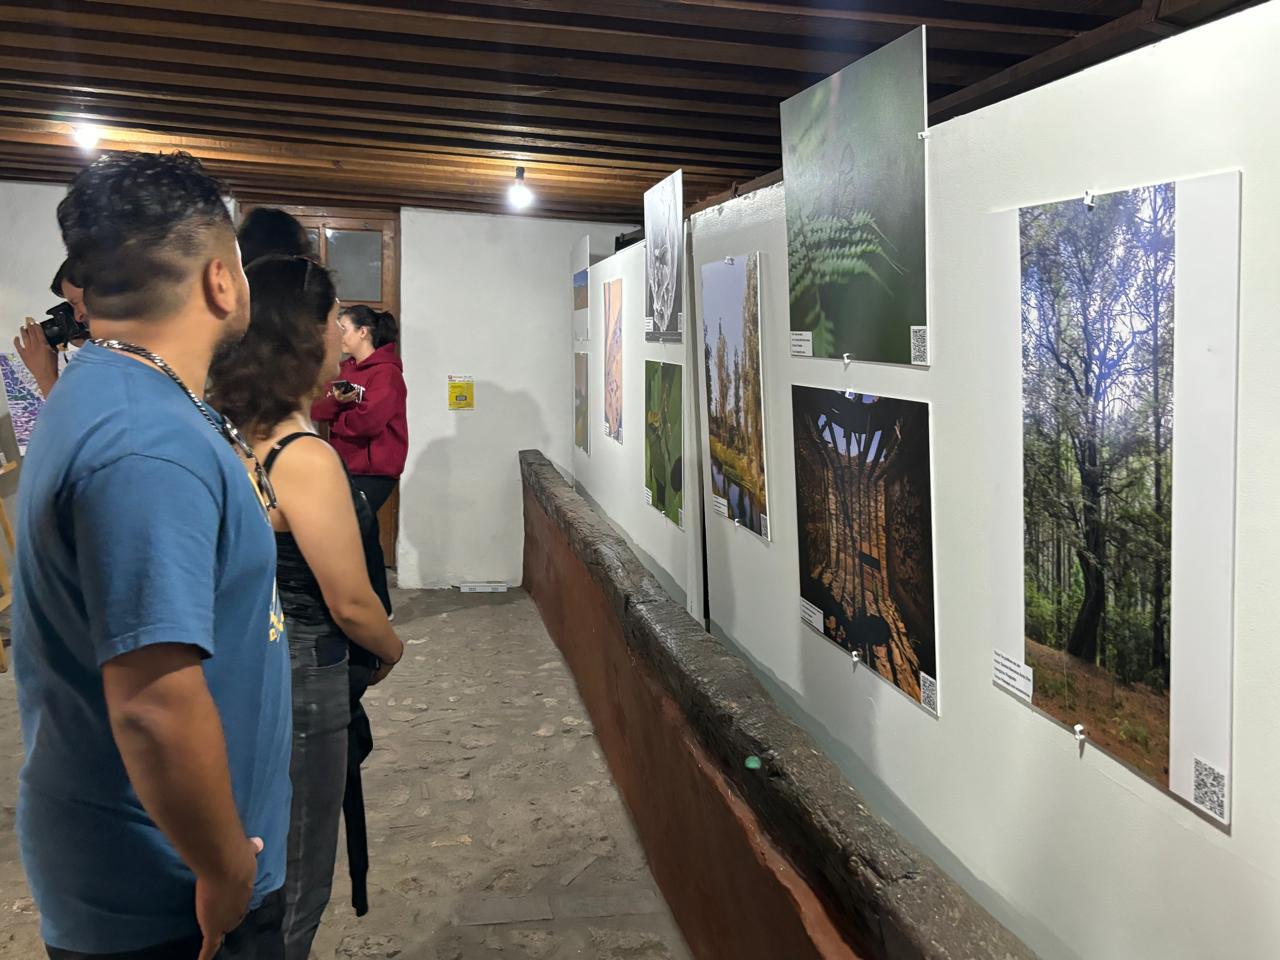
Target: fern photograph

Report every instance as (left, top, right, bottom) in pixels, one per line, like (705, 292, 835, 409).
(781, 28, 927, 365)
(644, 360, 683, 526)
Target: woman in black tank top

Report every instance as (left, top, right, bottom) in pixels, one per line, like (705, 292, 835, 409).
(208, 256, 404, 960)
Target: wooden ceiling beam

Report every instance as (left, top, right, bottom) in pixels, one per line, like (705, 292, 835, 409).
(419, 0, 1103, 35)
(0, 87, 782, 166)
(0, 7, 817, 98)
(85, 0, 1069, 65)
(0, 59, 781, 136)
(0, 34, 785, 118)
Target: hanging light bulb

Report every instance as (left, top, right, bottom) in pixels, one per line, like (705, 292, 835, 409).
(508, 166, 533, 211)
(73, 123, 102, 150)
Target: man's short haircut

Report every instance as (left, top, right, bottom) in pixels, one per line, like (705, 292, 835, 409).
(57, 151, 234, 322)
(237, 208, 314, 269)
(50, 260, 69, 298)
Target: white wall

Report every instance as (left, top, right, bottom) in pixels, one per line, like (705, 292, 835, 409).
(570, 240, 705, 618)
(398, 209, 632, 588)
(0, 181, 66, 344)
(685, 5, 1280, 959)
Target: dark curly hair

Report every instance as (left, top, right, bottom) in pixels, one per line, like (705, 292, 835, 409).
(208, 256, 337, 440)
(57, 151, 233, 322)
(238, 207, 313, 268)
(342, 304, 398, 349)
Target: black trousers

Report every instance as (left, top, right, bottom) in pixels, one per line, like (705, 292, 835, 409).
(351, 475, 396, 616)
(46, 889, 285, 960)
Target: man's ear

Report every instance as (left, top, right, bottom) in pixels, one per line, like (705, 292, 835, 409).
(203, 254, 238, 318)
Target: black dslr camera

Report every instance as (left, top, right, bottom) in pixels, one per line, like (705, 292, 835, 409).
(41, 302, 90, 349)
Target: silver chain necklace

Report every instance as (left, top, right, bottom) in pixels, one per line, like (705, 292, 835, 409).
(91, 339, 278, 510)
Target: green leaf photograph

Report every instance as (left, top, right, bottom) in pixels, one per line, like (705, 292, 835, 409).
(644, 360, 683, 526)
(781, 28, 927, 364)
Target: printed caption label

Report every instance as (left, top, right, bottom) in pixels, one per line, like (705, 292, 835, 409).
(909, 326, 930, 365)
(800, 597, 824, 632)
(712, 496, 729, 519)
(644, 315, 655, 333)
(992, 649, 1033, 703)
(790, 331, 813, 357)
(678, 508, 684, 528)
(643, 487, 653, 506)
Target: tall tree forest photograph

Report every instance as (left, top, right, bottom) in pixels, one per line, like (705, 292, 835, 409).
(793, 387, 936, 706)
(701, 253, 769, 539)
(645, 361, 683, 526)
(780, 28, 926, 365)
(1021, 182, 1175, 787)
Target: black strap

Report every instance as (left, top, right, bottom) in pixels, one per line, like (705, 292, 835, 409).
(262, 431, 323, 475)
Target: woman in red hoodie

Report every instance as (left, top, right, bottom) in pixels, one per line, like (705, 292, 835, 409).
(312, 305, 407, 615)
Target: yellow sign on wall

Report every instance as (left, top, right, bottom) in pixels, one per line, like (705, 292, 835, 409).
(448, 376, 475, 411)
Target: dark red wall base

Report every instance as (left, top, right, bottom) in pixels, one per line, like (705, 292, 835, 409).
(523, 487, 866, 960)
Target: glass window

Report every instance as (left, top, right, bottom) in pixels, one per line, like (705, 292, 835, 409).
(326, 229, 383, 302)
(305, 228, 320, 255)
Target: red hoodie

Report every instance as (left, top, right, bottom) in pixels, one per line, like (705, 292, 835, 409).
(311, 343, 408, 477)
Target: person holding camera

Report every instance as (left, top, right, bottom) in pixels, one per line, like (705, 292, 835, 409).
(13, 152, 291, 960)
(208, 256, 403, 960)
(13, 261, 90, 398)
(310, 306, 407, 617)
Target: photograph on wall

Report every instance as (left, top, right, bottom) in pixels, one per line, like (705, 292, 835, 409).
(700, 253, 769, 540)
(793, 386, 937, 711)
(574, 352, 589, 454)
(644, 360, 683, 526)
(781, 28, 928, 366)
(572, 234, 590, 341)
(644, 169, 684, 343)
(1021, 184, 1179, 788)
(0, 353, 44, 455)
(603, 277, 624, 443)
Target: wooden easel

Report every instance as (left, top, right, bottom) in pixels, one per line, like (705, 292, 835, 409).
(0, 460, 18, 672)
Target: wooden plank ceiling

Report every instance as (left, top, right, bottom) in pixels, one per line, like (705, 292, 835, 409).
(0, 0, 1258, 221)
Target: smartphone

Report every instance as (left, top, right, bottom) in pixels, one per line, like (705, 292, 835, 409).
(332, 380, 365, 401)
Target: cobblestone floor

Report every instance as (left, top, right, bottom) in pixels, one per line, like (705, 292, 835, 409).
(0, 589, 692, 960)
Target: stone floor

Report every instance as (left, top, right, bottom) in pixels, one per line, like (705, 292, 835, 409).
(0, 589, 693, 960)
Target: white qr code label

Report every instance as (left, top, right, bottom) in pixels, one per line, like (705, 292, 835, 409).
(790, 331, 813, 357)
(760, 514, 770, 541)
(920, 672, 939, 716)
(1193, 757, 1228, 822)
(800, 597, 824, 632)
(678, 508, 684, 528)
(910, 325, 930, 365)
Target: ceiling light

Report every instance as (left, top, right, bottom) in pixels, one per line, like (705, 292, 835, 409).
(508, 166, 533, 211)
(73, 123, 102, 150)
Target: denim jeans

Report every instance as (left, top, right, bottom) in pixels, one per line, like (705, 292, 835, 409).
(281, 651, 350, 960)
(46, 889, 285, 960)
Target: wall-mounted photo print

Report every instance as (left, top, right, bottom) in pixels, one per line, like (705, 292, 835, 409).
(793, 386, 937, 711)
(1011, 172, 1241, 823)
(645, 170, 684, 343)
(603, 277, 624, 443)
(574, 352, 588, 454)
(644, 360, 683, 526)
(701, 253, 769, 540)
(782, 29, 928, 365)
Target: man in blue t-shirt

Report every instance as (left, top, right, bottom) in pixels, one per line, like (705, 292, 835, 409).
(13, 152, 292, 959)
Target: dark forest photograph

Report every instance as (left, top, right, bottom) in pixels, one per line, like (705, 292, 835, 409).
(1021, 182, 1175, 787)
(793, 386, 936, 705)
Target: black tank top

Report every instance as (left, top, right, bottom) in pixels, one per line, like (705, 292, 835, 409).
(264, 432, 383, 670)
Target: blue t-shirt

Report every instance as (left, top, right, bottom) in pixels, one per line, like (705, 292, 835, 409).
(12, 343, 292, 953)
